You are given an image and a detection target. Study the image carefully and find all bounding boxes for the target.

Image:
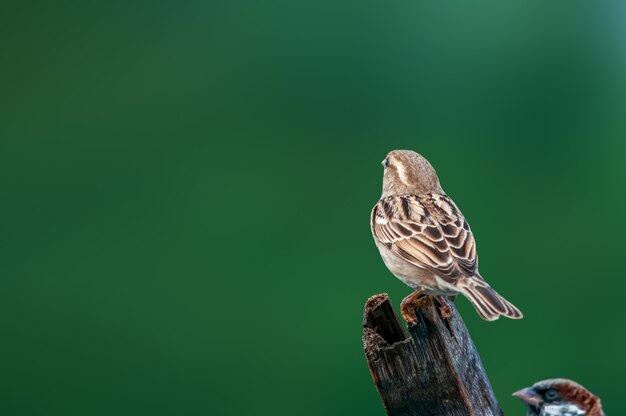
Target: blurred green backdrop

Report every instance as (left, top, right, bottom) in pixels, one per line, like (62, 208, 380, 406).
(2, 1, 625, 415)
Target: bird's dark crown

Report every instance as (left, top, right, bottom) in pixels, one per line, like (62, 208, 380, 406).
(519, 379, 604, 416)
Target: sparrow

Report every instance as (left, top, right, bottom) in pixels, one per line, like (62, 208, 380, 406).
(370, 150, 523, 323)
(513, 379, 604, 416)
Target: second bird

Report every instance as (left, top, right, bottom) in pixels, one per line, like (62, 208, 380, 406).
(370, 150, 523, 323)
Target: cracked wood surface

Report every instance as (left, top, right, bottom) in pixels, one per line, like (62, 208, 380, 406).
(362, 293, 503, 416)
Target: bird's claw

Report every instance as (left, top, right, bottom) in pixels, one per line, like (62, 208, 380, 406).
(438, 304, 452, 320)
(400, 304, 418, 326)
(435, 295, 453, 320)
(400, 290, 424, 326)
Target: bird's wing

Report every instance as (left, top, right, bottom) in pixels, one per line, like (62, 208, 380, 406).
(371, 194, 477, 283)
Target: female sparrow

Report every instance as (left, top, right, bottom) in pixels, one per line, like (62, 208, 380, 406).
(370, 150, 523, 323)
(513, 378, 604, 416)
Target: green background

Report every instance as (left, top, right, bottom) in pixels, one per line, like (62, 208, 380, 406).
(2, 1, 625, 415)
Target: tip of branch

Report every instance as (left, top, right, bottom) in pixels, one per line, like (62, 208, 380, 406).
(363, 292, 408, 347)
(365, 293, 389, 311)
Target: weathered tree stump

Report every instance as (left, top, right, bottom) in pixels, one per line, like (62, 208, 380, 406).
(362, 293, 503, 416)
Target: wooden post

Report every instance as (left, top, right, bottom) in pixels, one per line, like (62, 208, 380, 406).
(362, 293, 503, 416)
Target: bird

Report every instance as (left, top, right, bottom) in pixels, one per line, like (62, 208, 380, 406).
(370, 149, 523, 323)
(513, 378, 604, 416)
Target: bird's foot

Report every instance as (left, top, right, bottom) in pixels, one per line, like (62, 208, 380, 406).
(434, 295, 453, 320)
(400, 289, 424, 326)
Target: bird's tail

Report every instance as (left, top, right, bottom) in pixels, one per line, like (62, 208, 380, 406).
(459, 277, 523, 321)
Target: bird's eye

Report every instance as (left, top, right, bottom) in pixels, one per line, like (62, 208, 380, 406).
(382, 158, 390, 168)
(545, 389, 558, 401)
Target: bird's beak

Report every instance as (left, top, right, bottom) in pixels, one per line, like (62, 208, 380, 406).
(512, 387, 544, 409)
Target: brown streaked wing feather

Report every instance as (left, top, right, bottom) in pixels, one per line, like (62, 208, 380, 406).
(371, 194, 478, 283)
(428, 194, 478, 275)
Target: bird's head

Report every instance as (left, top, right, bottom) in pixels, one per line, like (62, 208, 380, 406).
(380, 150, 443, 197)
(513, 379, 604, 416)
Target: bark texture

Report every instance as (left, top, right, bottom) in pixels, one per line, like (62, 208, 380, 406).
(362, 293, 503, 416)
